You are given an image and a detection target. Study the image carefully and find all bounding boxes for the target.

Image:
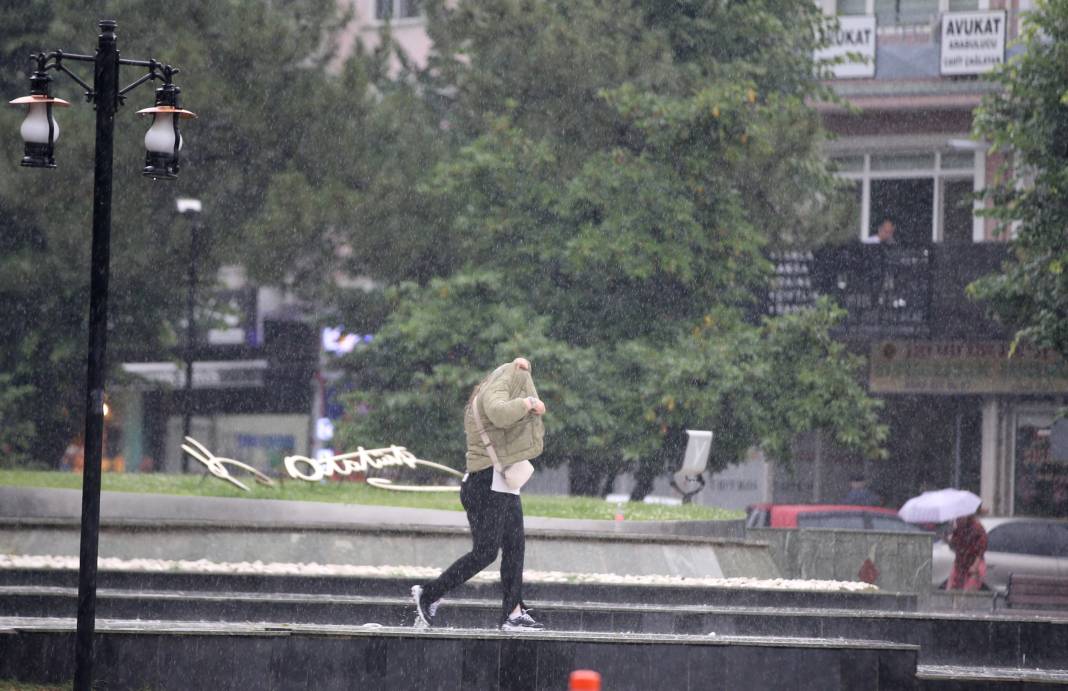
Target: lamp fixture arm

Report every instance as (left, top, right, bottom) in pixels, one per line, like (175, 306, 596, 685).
(119, 60, 178, 99)
(30, 51, 95, 100)
(28, 52, 181, 107)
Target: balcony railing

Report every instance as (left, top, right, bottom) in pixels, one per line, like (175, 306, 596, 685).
(767, 243, 1011, 340)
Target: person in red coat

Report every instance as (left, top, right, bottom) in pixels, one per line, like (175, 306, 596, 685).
(946, 513, 987, 590)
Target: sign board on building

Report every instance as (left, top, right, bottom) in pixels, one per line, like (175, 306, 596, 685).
(815, 16, 876, 79)
(940, 10, 1006, 76)
(870, 341, 1068, 394)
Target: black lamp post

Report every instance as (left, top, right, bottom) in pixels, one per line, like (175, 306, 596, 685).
(176, 196, 203, 471)
(8, 21, 195, 691)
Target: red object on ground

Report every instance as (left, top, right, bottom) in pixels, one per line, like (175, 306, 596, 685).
(858, 558, 880, 584)
(569, 669, 602, 690)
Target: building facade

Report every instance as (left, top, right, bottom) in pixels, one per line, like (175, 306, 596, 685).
(786, 0, 1067, 517)
(275, 1, 1067, 515)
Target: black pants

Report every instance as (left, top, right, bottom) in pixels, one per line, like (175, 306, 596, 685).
(420, 467, 525, 623)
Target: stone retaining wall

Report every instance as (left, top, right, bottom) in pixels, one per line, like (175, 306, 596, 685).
(748, 527, 933, 595)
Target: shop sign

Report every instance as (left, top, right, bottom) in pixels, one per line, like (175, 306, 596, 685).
(870, 340, 1068, 394)
(940, 10, 1006, 76)
(815, 15, 876, 79)
(183, 436, 462, 492)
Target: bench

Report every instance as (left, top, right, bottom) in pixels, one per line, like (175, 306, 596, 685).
(1002, 574, 1068, 612)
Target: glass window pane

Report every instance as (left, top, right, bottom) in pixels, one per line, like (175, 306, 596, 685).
(798, 513, 866, 529)
(942, 179, 974, 244)
(871, 153, 935, 171)
(987, 523, 1054, 556)
(400, 0, 421, 17)
(1014, 423, 1065, 517)
(1050, 524, 1068, 557)
(831, 155, 865, 173)
(941, 152, 975, 170)
(871, 515, 922, 532)
(870, 178, 934, 244)
(876, 0, 938, 25)
(375, 0, 393, 20)
(838, 0, 867, 15)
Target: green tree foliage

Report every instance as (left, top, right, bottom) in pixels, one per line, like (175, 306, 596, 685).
(970, 0, 1068, 356)
(0, 373, 35, 468)
(337, 0, 886, 495)
(0, 0, 362, 465)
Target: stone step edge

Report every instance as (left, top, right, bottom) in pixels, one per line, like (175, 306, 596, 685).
(915, 664, 1068, 684)
(0, 616, 918, 652)
(0, 560, 877, 594)
(0, 517, 752, 546)
(0, 585, 1044, 623)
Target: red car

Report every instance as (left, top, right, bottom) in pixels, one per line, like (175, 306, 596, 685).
(746, 503, 923, 532)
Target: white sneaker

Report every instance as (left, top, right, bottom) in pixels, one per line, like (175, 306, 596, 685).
(500, 611, 545, 631)
(411, 585, 443, 627)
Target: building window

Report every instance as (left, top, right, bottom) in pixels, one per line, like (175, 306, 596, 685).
(830, 149, 979, 244)
(1014, 412, 1068, 518)
(837, 0, 868, 15)
(836, 0, 981, 23)
(375, 0, 421, 21)
(876, 0, 938, 26)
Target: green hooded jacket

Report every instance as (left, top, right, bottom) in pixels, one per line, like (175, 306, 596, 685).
(464, 361, 545, 472)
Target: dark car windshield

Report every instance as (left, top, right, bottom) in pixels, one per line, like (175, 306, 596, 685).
(987, 521, 1056, 556)
(870, 515, 925, 532)
(797, 512, 866, 529)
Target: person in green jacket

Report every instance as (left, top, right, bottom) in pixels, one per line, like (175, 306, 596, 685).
(412, 357, 547, 631)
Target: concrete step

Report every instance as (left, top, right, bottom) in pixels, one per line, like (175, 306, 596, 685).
(916, 664, 1068, 689)
(0, 514, 772, 581)
(0, 566, 916, 611)
(3, 584, 1066, 671)
(0, 616, 919, 691)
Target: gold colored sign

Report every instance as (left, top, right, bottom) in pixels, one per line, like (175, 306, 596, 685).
(870, 340, 1068, 394)
(182, 437, 461, 492)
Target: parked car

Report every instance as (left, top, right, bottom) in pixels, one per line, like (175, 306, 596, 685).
(745, 503, 924, 532)
(931, 516, 1068, 590)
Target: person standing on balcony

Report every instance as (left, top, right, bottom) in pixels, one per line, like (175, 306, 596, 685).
(875, 215, 897, 244)
(412, 357, 547, 631)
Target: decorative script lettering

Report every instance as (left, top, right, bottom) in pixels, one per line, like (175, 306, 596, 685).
(181, 437, 277, 492)
(284, 446, 463, 492)
(182, 437, 462, 492)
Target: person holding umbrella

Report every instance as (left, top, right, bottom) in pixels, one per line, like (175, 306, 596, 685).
(898, 487, 988, 591)
(945, 511, 987, 590)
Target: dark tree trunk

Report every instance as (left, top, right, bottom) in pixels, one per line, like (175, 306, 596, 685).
(629, 427, 688, 501)
(629, 460, 658, 501)
(569, 457, 610, 496)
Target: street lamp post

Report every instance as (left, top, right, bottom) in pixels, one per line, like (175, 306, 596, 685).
(176, 197, 203, 471)
(8, 20, 195, 691)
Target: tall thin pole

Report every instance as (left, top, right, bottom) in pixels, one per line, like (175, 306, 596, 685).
(953, 410, 963, 488)
(181, 216, 198, 471)
(74, 19, 119, 691)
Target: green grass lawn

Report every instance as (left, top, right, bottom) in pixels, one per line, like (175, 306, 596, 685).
(0, 469, 741, 521)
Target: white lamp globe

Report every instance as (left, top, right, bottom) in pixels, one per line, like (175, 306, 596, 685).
(144, 113, 182, 153)
(20, 102, 59, 144)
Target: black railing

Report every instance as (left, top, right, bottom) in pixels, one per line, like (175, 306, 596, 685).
(767, 243, 1012, 340)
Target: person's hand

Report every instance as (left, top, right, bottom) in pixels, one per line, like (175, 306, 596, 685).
(513, 357, 531, 371)
(525, 396, 546, 415)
